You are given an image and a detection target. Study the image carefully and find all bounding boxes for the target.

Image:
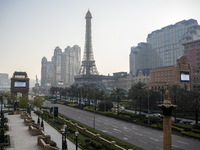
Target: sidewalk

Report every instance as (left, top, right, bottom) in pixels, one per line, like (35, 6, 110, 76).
(6, 112, 80, 150)
(6, 114, 42, 150)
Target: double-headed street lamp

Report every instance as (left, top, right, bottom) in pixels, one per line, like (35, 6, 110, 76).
(75, 131, 79, 150)
(61, 124, 68, 150)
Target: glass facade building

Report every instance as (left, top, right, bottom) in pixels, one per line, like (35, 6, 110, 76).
(41, 45, 81, 87)
(130, 19, 200, 75)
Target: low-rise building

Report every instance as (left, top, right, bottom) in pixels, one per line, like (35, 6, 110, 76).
(150, 56, 200, 91)
(103, 71, 150, 91)
(182, 39, 200, 69)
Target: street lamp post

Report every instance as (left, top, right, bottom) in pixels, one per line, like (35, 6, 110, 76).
(41, 111, 44, 128)
(75, 131, 79, 150)
(148, 85, 150, 125)
(0, 95, 5, 144)
(61, 124, 68, 150)
(37, 112, 40, 124)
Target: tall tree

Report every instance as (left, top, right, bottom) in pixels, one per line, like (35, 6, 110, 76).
(190, 88, 200, 124)
(111, 88, 125, 115)
(128, 82, 147, 115)
(169, 84, 181, 122)
(49, 86, 56, 98)
(33, 96, 43, 109)
(18, 96, 29, 109)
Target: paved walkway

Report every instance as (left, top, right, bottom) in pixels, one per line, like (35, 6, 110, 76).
(6, 112, 80, 150)
(6, 114, 42, 150)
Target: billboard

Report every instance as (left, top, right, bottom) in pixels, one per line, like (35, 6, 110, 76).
(180, 71, 190, 82)
(14, 81, 26, 88)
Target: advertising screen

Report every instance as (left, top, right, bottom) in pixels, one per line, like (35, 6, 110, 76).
(14, 81, 26, 88)
(180, 71, 190, 82)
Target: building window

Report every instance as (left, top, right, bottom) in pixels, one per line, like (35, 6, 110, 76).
(185, 45, 189, 49)
(190, 44, 195, 48)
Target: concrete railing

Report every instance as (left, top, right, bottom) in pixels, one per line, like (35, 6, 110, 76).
(59, 116, 128, 150)
(37, 133, 59, 150)
(28, 123, 44, 136)
(21, 111, 32, 120)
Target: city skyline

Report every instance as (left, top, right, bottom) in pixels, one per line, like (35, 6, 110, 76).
(0, 0, 200, 80)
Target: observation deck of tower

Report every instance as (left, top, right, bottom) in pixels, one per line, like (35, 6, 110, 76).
(79, 10, 99, 76)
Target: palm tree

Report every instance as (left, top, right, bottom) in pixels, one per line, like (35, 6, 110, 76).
(190, 88, 200, 124)
(111, 88, 125, 115)
(169, 84, 181, 122)
(58, 87, 64, 101)
(49, 86, 56, 98)
(128, 81, 147, 115)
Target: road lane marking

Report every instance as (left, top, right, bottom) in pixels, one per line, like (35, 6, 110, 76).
(156, 146, 162, 149)
(112, 125, 118, 128)
(112, 121, 119, 124)
(143, 131, 152, 134)
(139, 140, 147, 144)
(149, 137, 159, 141)
(132, 128, 139, 131)
(101, 130, 112, 134)
(113, 128, 122, 132)
(135, 133, 143, 136)
(172, 144, 179, 148)
(125, 135, 132, 138)
(123, 137, 128, 140)
(122, 127, 132, 131)
(103, 123, 109, 125)
(177, 140, 189, 145)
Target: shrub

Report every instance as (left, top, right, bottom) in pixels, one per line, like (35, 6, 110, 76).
(181, 131, 200, 139)
(84, 138, 91, 143)
(192, 129, 200, 134)
(95, 143, 103, 149)
(193, 124, 200, 130)
(49, 140, 57, 147)
(172, 126, 184, 132)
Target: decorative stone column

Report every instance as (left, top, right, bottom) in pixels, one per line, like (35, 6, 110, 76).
(159, 84, 176, 150)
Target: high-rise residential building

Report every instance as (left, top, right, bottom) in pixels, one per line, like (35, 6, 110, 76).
(182, 39, 200, 69)
(0, 73, 10, 91)
(41, 45, 81, 87)
(41, 57, 47, 87)
(147, 19, 200, 67)
(52, 46, 62, 85)
(61, 45, 81, 86)
(130, 19, 200, 75)
(41, 56, 54, 87)
(129, 42, 153, 75)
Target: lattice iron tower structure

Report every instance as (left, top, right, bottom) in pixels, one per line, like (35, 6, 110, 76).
(79, 10, 99, 76)
(74, 11, 107, 91)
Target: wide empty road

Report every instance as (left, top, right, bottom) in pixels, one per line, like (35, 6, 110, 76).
(44, 101, 200, 150)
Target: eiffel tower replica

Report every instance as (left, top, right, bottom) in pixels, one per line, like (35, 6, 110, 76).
(74, 10, 106, 90)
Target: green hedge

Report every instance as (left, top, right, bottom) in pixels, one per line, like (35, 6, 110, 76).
(0, 135, 10, 147)
(181, 131, 200, 139)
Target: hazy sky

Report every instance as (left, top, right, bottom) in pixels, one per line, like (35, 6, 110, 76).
(0, 0, 200, 80)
